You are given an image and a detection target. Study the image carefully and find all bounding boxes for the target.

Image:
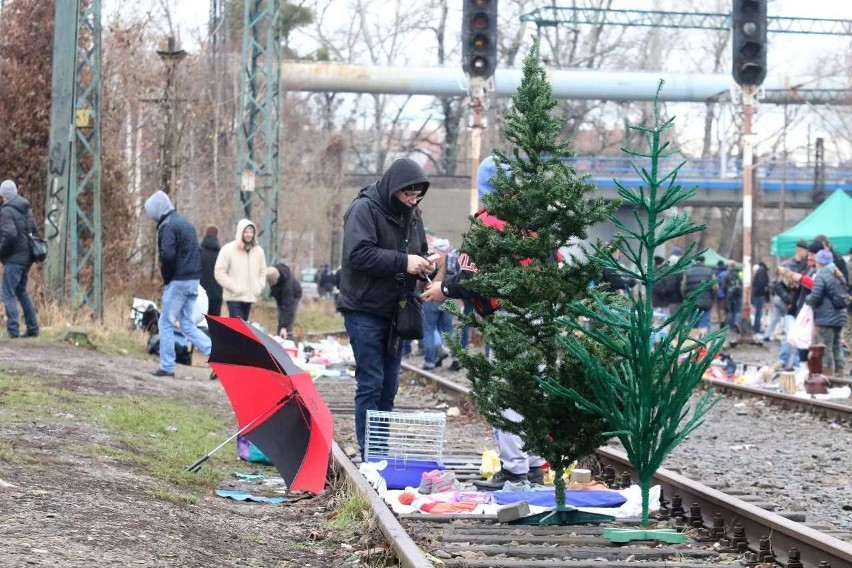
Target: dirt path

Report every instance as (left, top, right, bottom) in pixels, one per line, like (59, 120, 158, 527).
(0, 339, 381, 567)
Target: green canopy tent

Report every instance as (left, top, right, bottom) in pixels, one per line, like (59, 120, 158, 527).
(770, 190, 852, 257)
(700, 247, 729, 268)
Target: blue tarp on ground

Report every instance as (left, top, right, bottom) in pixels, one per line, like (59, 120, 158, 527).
(493, 490, 627, 508)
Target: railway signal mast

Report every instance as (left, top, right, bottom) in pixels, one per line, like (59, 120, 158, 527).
(462, 0, 498, 214)
(732, 0, 767, 339)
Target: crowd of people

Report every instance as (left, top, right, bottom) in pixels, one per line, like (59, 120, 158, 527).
(141, 190, 304, 377)
(336, 155, 852, 485)
(3, 157, 850, 487)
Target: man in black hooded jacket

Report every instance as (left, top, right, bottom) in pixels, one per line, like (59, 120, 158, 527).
(0, 179, 40, 338)
(267, 261, 302, 338)
(339, 158, 435, 459)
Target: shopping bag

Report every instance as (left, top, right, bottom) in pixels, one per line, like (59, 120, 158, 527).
(479, 448, 501, 480)
(788, 304, 814, 350)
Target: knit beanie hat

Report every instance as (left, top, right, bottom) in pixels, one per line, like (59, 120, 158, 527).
(815, 249, 833, 266)
(0, 179, 17, 201)
(808, 240, 823, 254)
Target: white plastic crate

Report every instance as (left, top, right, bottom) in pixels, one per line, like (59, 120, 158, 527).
(364, 410, 446, 464)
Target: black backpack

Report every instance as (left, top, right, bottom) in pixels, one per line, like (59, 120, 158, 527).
(830, 274, 850, 309)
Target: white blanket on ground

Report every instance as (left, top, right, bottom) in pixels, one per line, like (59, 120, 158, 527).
(359, 461, 660, 520)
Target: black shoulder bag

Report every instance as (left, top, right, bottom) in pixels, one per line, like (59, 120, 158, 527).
(390, 218, 424, 341)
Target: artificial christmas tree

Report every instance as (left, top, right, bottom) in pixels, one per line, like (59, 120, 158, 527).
(541, 82, 725, 540)
(445, 39, 616, 524)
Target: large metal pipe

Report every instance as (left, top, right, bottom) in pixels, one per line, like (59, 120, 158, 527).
(281, 62, 851, 105)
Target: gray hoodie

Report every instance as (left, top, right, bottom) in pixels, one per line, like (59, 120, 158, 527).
(144, 191, 175, 223)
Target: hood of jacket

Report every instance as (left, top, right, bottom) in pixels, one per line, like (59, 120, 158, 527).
(3, 194, 31, 215)
(144, 191, 174, 222)
(234, 218, 257, 245)
(369, 158, 430, 214)
(275, 262, 292, 283)
(201, 234, 220, 251)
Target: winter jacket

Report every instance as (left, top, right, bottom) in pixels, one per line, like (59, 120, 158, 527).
(752, 262, 770, 301)
(681, 263, 717, 311)
(200, 235, 223, 301)
(722, 269, 742, 300)
(270, 262, 303, 332)
(651, 276, 670, 308)
(0, 195, 38, 265)
(143, 191, 202, 284)
(338, 158, 430, 320)
(214, 219, 267, 303)
(806, 268, 848, 327)
(793, 263, 815, 316)
(600, 266, 632, 293)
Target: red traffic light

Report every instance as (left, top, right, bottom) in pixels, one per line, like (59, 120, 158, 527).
(472, 12, 489, 28)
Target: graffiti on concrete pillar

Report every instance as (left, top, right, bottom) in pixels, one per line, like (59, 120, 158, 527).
(45, 142, 67, 241)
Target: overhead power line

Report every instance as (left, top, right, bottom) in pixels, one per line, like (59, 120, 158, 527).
(519, 7, 852, 35)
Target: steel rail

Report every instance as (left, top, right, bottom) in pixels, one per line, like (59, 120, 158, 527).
(396, 364, 852, 566)
(330, 442, 434, 568)
(702, 377, 852, 421)
(597, 446, 852, 568)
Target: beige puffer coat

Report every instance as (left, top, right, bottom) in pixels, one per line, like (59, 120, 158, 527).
(214, 219, 267, 303)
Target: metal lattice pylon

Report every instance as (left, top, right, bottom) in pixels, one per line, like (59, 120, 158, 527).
(45, 0, 103, 319)
(236, 0, 281, 262)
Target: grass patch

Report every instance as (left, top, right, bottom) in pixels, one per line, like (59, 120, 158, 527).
(37, 294, 150, 356)
(84, 395, 233, 489)
(0, 367, 87, 421)
(151, 488, 199, 506)
(0, 366, 235, 493)
(328, 481, 372, 531)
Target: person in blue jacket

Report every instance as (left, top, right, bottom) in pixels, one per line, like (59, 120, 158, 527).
(144, 190, 212, 377)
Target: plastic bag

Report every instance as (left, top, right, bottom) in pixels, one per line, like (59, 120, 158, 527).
(479, 448, 500, 480)
(788, 304, 814, 350)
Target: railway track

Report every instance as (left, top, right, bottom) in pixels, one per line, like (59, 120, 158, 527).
(320, 361, 852, 567)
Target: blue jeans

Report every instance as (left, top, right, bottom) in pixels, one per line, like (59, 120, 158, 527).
(1, 263, 38, 337)
(423, 301, 454, 365)
(159, 279, 212, 372)
(752, 297, 765, 333)
(693, 308, 711, 330)
(226, 301, 252, 320)
(343, 311, 402, 457)
(727, 297, 742, 326)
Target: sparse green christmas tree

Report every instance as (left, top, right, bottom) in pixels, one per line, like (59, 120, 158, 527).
(446, 39, 616, 519)
(540, 82, 724, 537)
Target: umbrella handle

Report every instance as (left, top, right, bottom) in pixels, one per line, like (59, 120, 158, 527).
(184, 395, 290, 474)
(186, 455, 210, 473)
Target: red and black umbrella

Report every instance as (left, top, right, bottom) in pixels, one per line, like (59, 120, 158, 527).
(201, 315, 333, 494)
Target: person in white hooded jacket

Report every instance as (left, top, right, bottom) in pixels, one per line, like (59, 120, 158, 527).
(214, 219, 267, 321)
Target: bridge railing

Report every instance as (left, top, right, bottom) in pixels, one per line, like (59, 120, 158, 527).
(557, 155, 852, 192)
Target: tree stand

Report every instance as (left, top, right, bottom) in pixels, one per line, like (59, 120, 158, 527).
(603, 527, 685, 544)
